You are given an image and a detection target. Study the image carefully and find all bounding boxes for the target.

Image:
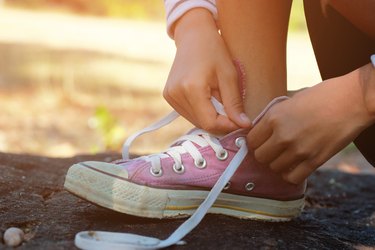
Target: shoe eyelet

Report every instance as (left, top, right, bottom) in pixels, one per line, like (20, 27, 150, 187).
(223, 182, 231, 190)
(173, 163, 185, 174)
(194, 158, 207, 169)
(216, 149, 228, 161)
(245, 182, 255, 191)
(235, 137, 245, 148)
(150, 167, 163, 177)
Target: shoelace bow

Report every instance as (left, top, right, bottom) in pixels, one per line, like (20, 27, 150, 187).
(74, 96, 289, 250)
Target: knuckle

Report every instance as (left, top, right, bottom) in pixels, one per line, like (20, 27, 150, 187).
(246, 135, 257, 150)
(162, 86, 171, 100)
(182, 79, 204, 93)
(266, 110, 280, 126)
(229, 95, 243, 107)
(274, 133, 292, 147)
(284, 175, 299, 185)
(306, 158, 319, 170)
(225, 96, 244, 113)
(254, 150, 267, 164)
(180, 81, 191, 92)
(164, 81, 189, 99)
(294, 146, 309, 159)
(180, 80, 192, 91)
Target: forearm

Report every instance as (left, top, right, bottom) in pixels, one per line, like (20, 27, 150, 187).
(174, 8, 218, 46)
(163, 3, 246, 133)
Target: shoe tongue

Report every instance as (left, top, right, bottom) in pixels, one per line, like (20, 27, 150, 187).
(187, 128, 224, 138)
(186, 128, 205, 136)
(169, 128, 222, 148)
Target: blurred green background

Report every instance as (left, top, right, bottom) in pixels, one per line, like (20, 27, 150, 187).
(0, 1, 320, 157)
(4, 0, 166, 19)
(4, 0, 307, 31)
(5, 0, 164, 20)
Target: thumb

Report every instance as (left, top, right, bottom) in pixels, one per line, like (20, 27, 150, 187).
(217, 66, 251, 128)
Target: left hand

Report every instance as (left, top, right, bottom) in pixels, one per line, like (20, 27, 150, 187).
(247, 69, 375, 184)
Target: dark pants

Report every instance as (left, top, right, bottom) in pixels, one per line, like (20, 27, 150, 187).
(304, 1, 375, 166)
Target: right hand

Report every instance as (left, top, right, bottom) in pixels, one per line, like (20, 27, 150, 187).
(163, 8, 251, 134)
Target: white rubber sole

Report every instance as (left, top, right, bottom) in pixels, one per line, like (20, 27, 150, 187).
(64, 162, 304, 221)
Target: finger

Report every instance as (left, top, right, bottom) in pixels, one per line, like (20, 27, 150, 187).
(282, 160, 316, 184)
(169, 97, 199, 126)
(217, 65, 251, 128)
(253, 133, 287, 164)
(211, 89, 222, 103)
(187, 87, 240, 133)
(247, 115, 273, 150)
(214, 114, 242, 134)
(269, 147, 308, 173)
(163, 89, 199, 126)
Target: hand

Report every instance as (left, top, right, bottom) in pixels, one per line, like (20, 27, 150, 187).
(163, 9, 251, 134)
(247, 69, 375, 184)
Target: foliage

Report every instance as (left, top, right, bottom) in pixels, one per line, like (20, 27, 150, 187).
(5, 0, 306, 31)
(89, 106, 126, 152)
(289, 0, 307, 32)
(341, 143, 358, 155)
(5, 0, 166, 20)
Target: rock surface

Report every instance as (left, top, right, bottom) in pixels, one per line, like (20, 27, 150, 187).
(1, 151, 375, 249)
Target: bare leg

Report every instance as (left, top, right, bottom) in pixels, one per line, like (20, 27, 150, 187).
(217, 0, 292, 120)
(304, 0, 375, 169)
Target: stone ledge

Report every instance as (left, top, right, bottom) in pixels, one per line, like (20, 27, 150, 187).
(0, 152, 374, 249)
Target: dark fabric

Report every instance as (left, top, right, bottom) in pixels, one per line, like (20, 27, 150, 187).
(303, 0, 375, 166)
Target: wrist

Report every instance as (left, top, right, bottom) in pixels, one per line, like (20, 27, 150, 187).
(174, 8, 218, 46)
(359, 63, 375, 118)
(328, 66, 375, 131)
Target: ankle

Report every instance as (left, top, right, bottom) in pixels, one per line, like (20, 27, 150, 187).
(244, 89, 287, 120)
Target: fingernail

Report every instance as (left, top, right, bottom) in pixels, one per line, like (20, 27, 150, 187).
(240, 113, 251, 124)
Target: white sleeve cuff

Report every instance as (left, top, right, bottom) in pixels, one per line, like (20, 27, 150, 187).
(164, 0, 217, 39)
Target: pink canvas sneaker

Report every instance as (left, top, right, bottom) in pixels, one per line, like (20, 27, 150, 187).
(64, 97, 305, 222)
(65, 96, 306, 249)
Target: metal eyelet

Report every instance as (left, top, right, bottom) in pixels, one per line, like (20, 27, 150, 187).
(235, 137, 245, 148)
(224, 182, 231, 190)
(173, 163, 185, 174)
(245, 182, 255, 191)
(216, 149, 228, 161)
(149, 167, 163, 177)
(194, 158, 207, 169)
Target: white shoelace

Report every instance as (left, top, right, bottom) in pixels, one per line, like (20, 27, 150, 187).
(121, 97, 228, 176)
(74, 96, 289, 250)
(147, 130, 227, 176)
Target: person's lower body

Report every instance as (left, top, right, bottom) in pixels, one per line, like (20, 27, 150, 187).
(304, 0, 375, 166)
(63, 3, 307, 247)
